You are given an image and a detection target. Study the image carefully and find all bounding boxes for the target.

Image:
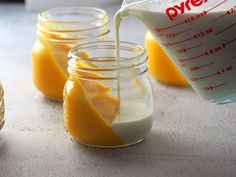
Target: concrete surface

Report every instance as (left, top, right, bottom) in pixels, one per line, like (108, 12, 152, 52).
(0, 3, 236, 177)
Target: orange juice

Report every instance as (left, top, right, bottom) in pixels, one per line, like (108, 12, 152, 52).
(145, 32, 189, 87)
(64, 75, 125, 146)
(64, 41, 153, 148)
(32, 7, 109, 100)
(32, 39, 69, 100)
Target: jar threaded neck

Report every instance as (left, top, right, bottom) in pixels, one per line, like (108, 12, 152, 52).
(37, 7, 109, 41)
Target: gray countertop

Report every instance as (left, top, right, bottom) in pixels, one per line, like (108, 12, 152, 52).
(0, 3, 236, 177)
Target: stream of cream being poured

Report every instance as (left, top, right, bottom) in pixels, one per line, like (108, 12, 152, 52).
(114, 10, 122, 119)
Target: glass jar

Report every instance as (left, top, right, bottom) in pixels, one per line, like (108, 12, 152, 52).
(0, 82, 4, 130)
(64, 41, 154, 148)
(32, 7, 110, 100)
(145, 32, 189, 87)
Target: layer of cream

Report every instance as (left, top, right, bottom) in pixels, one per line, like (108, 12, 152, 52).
(111, 100, 153, 144)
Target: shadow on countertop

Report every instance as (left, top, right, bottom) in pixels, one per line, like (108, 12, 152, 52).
(70, 131, 236, 177)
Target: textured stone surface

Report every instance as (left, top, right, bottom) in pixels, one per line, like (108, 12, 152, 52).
(0, 3, 236, 177)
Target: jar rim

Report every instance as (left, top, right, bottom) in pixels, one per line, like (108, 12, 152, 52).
(38, 7, 108, 29)
(68, 41, 147, 71)
(37, 7, 109, 41)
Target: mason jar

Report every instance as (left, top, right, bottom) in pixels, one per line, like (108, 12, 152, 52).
(0, 82, 4, 130)
(32, 7, 110, 100)
(64, 41, 154, 148)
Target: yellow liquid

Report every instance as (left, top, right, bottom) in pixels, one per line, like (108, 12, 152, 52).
(145, 32, 189, 87)
(32, 38, 69, 100)
(64, 61, 125, 147)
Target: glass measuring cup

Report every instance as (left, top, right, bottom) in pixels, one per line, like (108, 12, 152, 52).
(116, 0, 236, 104)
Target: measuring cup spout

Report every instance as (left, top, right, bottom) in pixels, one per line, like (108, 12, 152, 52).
(117, 0, 155, 30)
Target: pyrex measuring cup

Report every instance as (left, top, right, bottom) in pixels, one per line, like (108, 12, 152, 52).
(117, 0, 236, 104)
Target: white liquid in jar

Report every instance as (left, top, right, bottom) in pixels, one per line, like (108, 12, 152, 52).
(116, 0, 236, 103)
(112, 100, 153, 144)
(114, 11, 153, 143)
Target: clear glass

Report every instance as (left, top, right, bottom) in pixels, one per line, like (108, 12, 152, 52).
(32, 7, 109, 100)
(118, 0, 236, 104)
(64, 41, 154, 148)
(0, 82, 5, 130)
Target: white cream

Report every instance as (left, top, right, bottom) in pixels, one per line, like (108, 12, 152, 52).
(115, 0, 236, 103)
(112, 100, 153, 144)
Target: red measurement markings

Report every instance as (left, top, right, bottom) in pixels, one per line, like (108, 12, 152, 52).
(184, 11, 207, 24)
(228, 5, 236, 14)
(186, 44, 203, 51)
(216, 22, 236, 35)
(190, 62, 214, 72)
(210, 4, 236, 24)
(178, 44, 203, 54)
(207, 44, 225, 55)
(156, 11, 207, 32)
(179, 38, 236, 63)
(179, 52, 208, 63)
(210, 13, 228, 24)
(155, 1, 228, 34)
(207, 0, 228, 13)
(175, 28, 192, 35)
(161, 42, 172, 48)
(206, 38, 236, 55)
(164, 28, 213, 47)
(204, 82, 227, 91)
(161, 37, 193, 47)
(154, 10, 209, 33)
(230, 55, 236, 60)
(171, 36, 195, 45)
(156, 33, 165, 37)
(154, 21, 186, 33)
(223, 38, 236, 47)
(194, 27, 213, 39)
(163, 28, 192, 39)
(162, 35, 197, 47)
(191, 72, 220, 82)
(191, 66, 233, 82)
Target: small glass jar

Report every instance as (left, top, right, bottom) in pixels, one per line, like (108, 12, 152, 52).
(145, 32, 189, 87)
(32, 7, 110, 100)
(64, 41, 154, 148)
(0, 82, 5, 130)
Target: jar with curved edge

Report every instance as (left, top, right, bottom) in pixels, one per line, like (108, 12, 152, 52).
(32, 7, 110, 100)
(64, 41, 154, 148)
(0, 82, 5, 130)
(145, 31, 189, 87)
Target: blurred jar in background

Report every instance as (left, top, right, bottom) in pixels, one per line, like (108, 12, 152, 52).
(145, 32, 189, 87)
(32, 7, 110, 100)
(0, 82, 4, 130)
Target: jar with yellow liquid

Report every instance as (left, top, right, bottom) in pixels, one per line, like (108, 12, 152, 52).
(32, 7, 110, 100)
(0, 82, 4, 130)
(145, 32, 189, 87)
(64, 41, 154, 148)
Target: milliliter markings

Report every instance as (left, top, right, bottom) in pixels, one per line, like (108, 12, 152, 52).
(177, 44, 203, 54)
(204, 82, 227, 91)
(191, 66, 234, 82)
(190, 62, 214, 71)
